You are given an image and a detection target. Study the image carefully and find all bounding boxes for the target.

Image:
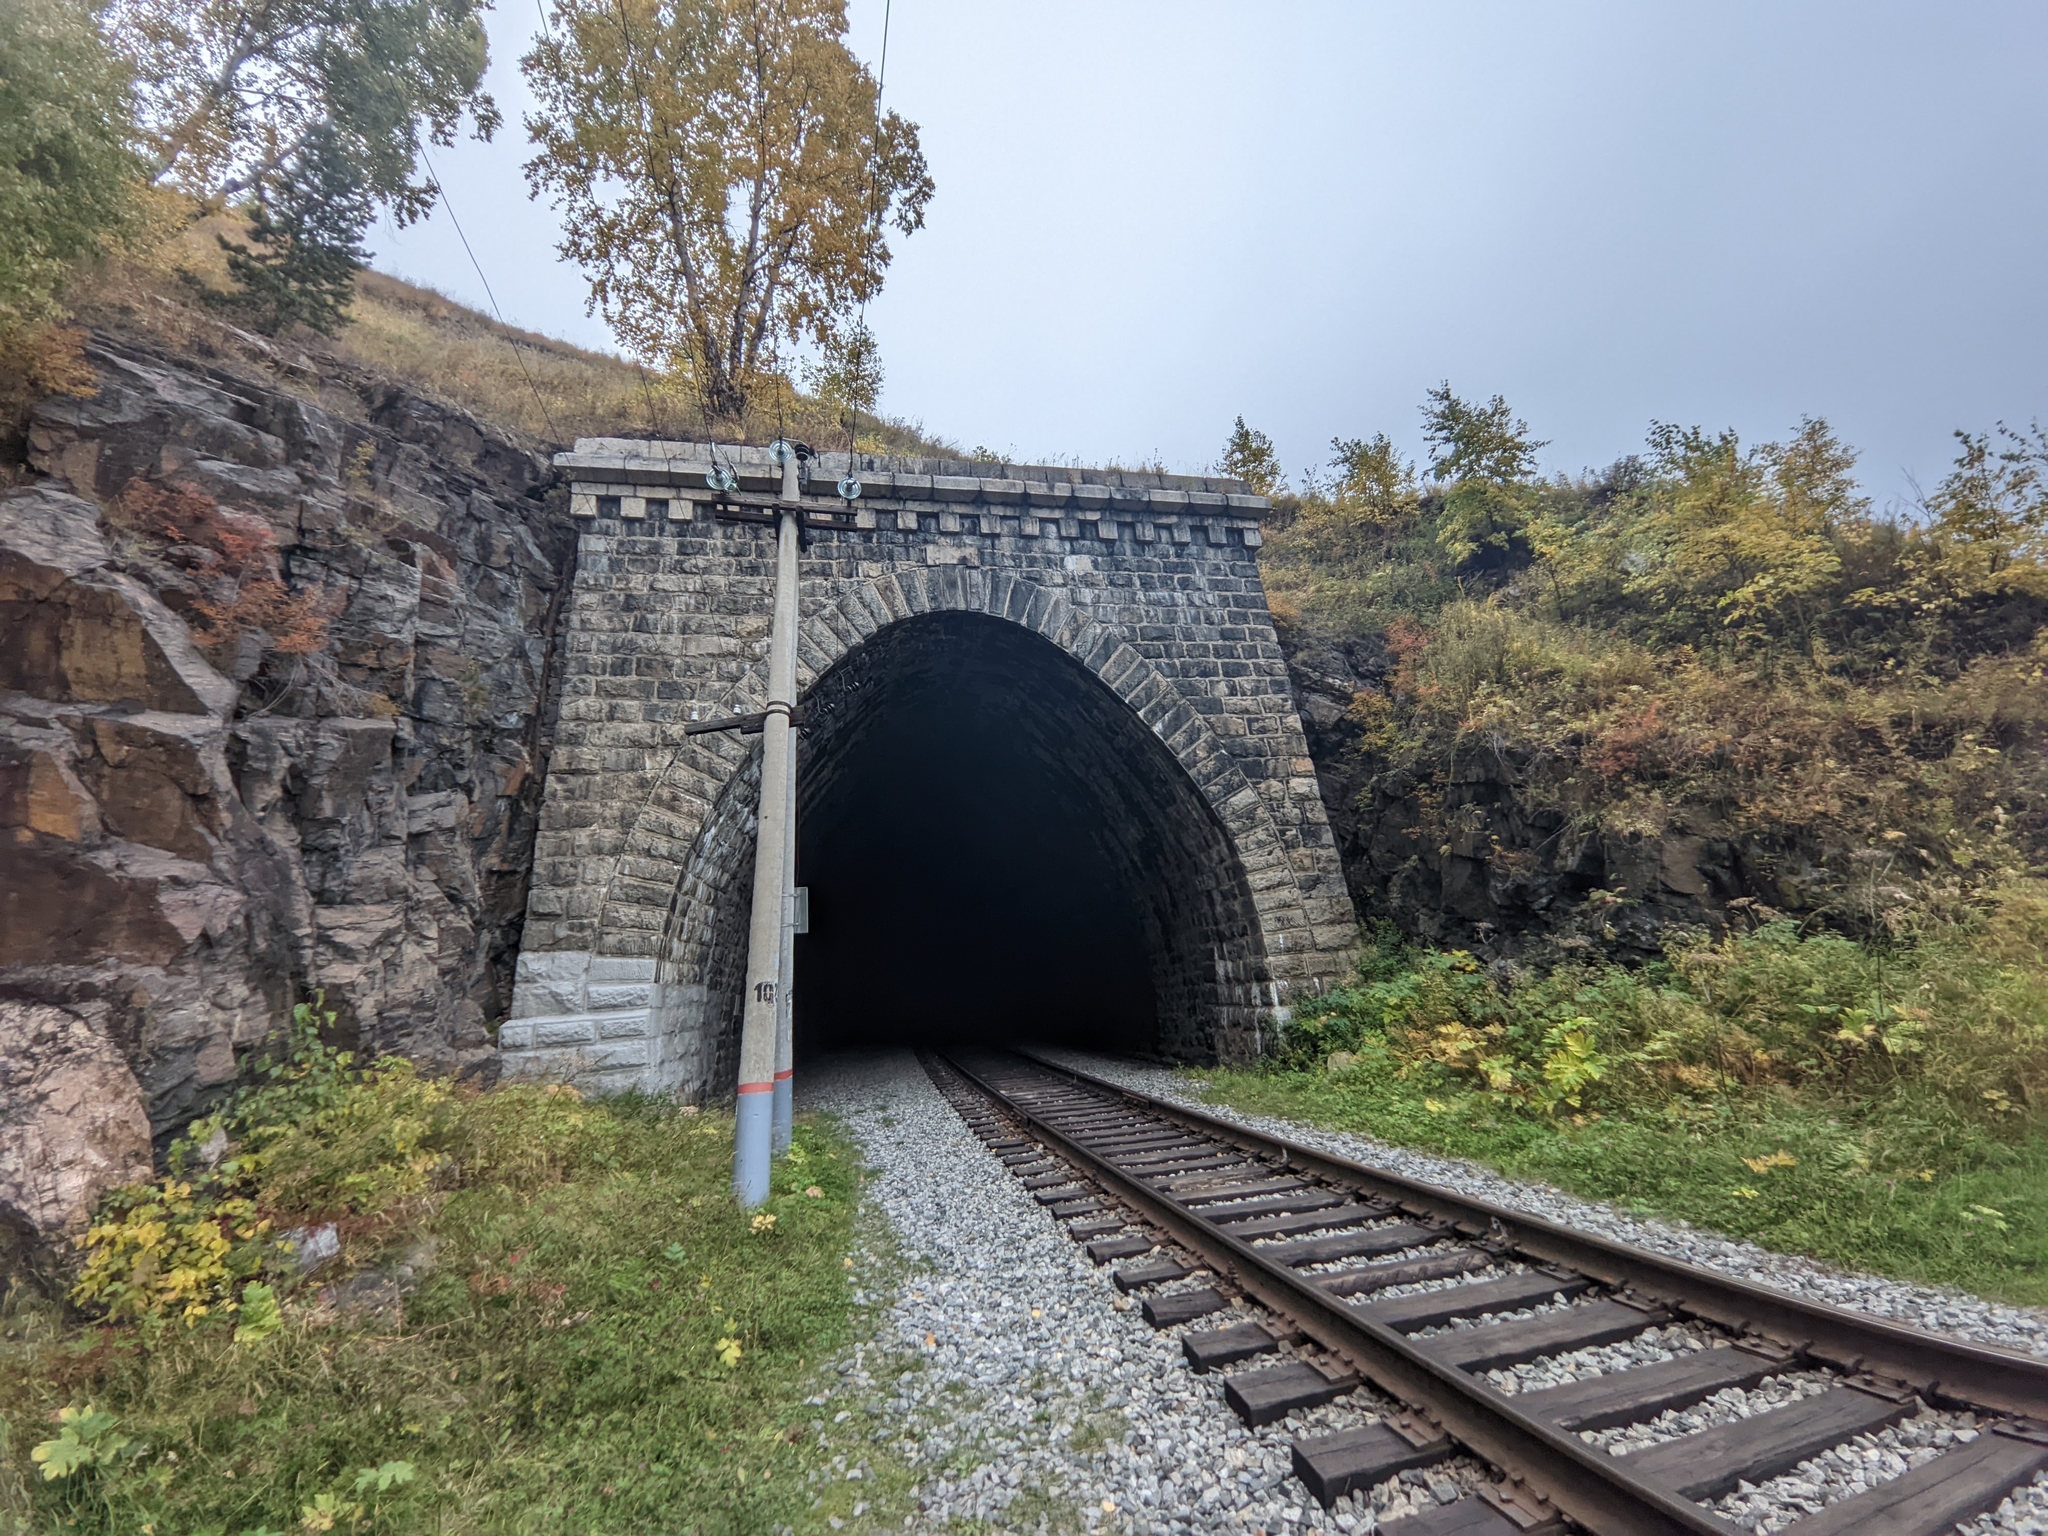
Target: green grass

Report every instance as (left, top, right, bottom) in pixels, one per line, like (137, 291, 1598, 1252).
(1190, 1066, 2048, 1307)
(0, 1102, 911, 1536)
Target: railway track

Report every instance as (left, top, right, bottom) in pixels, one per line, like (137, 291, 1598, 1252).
(921, 1049, 2048, 1536)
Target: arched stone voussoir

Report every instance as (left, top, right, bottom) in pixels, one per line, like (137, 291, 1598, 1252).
(782, 572, 1310, 936)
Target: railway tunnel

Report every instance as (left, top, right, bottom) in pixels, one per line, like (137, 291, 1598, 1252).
(793, 611, 1264, 1060)
(501, 443, 1362, 1101)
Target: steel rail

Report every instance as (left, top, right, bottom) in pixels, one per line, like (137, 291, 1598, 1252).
(942, 1051, 1744, 1536)
(1016, 1050, 2048, 1420)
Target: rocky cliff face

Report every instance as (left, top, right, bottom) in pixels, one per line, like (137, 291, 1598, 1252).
(1282, 633, 1745, 965)
(0, 330, 576, 1227)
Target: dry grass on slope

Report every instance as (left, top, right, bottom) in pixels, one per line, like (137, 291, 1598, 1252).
(337, 268, 653, 445)
(64, 206, 949, 454)
(340, 272, 953, 458)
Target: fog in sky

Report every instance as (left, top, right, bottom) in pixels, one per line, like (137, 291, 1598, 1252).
(376, 2, 2048, 506)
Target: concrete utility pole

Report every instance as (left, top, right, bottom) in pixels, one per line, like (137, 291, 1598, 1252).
(733, 445, 802, 1206)
(771, 662, 797, 1158)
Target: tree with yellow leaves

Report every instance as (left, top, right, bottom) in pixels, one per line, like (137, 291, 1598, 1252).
(522, 0, 933, 423)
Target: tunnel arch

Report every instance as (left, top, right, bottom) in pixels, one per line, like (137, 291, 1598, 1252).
(680, 611, 1275, 1065)
(619, 567, 1312, 1090)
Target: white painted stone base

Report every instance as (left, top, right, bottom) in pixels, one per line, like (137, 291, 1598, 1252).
(501, 951, 681, 1094)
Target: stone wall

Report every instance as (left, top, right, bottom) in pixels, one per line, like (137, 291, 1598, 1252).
(502, 441, 1358, 1096)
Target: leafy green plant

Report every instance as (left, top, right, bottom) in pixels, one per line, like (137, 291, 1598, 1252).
(1535, 1018, 1608, 1112)
(232, 1282, 282, 1346)
(30, 1407, 131, 1481)
(70, 1178, 280, 1328)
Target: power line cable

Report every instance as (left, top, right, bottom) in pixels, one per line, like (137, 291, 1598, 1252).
(416, 141, 561, 443)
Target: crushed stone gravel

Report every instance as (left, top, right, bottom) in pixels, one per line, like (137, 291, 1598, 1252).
(799, 1050, 1475, 1535)
(1039, 1049, 2048, 1360)
(798, 1048, 2048, 1536)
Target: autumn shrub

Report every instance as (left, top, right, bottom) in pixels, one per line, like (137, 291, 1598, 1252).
(109, 480, 339, 660)
(1288, 875, 2048, 1139)
(68, 1179, 282, 1330)
(73, 997, 464, 1331)
(65, 991, 696, 1348)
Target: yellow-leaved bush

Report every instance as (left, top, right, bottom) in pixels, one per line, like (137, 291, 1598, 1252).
(72, 998, 461, 1329)
(71, 1181, 278, 1327)
(69, 998, 640, 1331)
(254, 1061, 461, 1216)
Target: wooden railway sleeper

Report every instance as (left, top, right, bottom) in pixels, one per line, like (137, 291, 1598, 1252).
(932, 1052, 2048, 1536)
(1016, 1047, 2048, 1422)
(940, 1053, 1810, 1535)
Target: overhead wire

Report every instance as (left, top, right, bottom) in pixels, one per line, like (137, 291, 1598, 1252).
(416, 141, 562, 443)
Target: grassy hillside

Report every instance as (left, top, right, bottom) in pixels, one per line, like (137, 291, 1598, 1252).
(54, 206, 952, 456)
(0, 1005, 904, 1536)
(1205, 400, 2048, 1300)
(1259, 407, 2048, 926)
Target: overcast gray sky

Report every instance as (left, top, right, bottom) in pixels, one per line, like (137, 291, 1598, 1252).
(376, 2, 2048, 505)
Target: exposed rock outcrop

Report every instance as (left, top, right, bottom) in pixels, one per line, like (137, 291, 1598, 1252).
(0, 1000, 152, 1286)
(0, 332, 577, 1262)
(1282, 633, 1751, 963)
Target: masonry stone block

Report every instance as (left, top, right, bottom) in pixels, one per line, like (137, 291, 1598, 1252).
(536, 1018, 598, 1047)
(506, 445, 1358, 1097)
(512, 980, 586, 1018)
(517, 950, 589, 985)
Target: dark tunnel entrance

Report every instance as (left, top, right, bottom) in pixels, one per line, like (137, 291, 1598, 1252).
(792, 612, 1267, 1059)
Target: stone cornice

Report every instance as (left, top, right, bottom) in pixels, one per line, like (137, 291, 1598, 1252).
(554, 438, 1272, 519)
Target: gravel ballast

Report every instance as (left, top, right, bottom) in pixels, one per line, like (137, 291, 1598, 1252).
(1039, 1049, 2048, 1360)
(799, 1048, 2048, 1536)
(800, 1051, 1478, 1535)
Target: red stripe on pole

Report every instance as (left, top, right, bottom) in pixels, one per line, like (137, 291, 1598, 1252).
(737, 1081, 774, 1094)
(773, 1069, 793, 1081)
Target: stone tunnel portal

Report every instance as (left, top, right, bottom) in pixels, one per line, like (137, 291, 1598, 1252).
(794, 612, 1263, 1058)
(500, 440, 1361, 1103)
